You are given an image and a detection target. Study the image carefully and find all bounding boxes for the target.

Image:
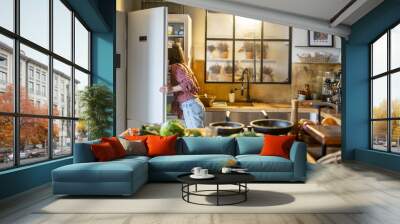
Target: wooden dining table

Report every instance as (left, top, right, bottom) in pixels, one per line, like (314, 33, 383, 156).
(304, 124, 341, 157)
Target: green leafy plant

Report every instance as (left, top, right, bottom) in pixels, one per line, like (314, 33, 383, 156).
(160, 119, 186, 137)
(79, 84, 113, 140)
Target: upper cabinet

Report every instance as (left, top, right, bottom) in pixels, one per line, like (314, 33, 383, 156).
(205, 11, 291, 83)
(206, 12, 233, 39)
(235, 17, 261, 39)
(263, 22, 290, 39)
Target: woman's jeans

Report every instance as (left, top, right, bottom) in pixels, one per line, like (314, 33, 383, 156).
(181, 98, 205, 128)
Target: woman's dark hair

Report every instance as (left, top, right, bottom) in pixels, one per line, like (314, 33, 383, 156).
(168, 43, 185, 65)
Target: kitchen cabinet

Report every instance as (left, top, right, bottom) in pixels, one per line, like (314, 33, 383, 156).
(205, 11, 291, 83)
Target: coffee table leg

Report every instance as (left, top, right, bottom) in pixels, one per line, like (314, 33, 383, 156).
(187, 184, 190, 202)
(216, 184, 220, 206)
(245, 183, 247, 201)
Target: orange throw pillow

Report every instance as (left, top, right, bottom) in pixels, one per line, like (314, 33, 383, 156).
(101, 137, 127, 158)
(146, 135, 177, 157)
(124, 135, 148, 142)
(260, 135, 296, 159)
(91, 142, 117, 162)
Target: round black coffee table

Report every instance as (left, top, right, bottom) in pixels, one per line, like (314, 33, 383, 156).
(177, 173, 255, 206)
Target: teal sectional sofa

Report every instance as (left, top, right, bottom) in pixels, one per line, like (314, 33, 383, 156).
(52, 137, 307, 196)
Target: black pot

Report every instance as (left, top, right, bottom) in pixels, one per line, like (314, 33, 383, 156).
(209, 121, 245, 136)
(250, 119, 294, 135)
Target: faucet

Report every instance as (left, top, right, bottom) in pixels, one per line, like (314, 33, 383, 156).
(240, 68, 251, 102)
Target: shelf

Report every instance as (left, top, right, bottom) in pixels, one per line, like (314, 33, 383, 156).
(236, 59, 276, 63)
(207, 59, 232, 62)
(293, 62, 341, 65)
(168, 35, 184, 38)
(294, 45, 341, 49)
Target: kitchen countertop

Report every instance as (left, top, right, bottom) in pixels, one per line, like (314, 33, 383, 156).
(205, 101, 341, 125)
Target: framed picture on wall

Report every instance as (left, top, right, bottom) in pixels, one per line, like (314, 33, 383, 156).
(308, 31, 334, 47)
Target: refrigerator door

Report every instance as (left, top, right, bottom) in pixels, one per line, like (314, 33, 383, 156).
(127, 7, 167, 128)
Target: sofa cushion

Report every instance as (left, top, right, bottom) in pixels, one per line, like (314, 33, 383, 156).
(236, 137, 263, 155)
(178, 137, 236, 155)
(53, 158, 147, 183)
(115, 155, 150, 163)
(119, 138, 148, 156)
(147, 135, 177, 157)
(236, 155, 293, 172)
(73, 140, 100, 163)
(91, 142, 118, 161)
(149, 154, 235, 172)
(101, 137, 127, 158)
(260, 135, 296, 159)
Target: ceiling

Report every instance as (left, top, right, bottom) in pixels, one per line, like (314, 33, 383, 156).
(168, 0, 384, 38)
(226, 0, 353, 24)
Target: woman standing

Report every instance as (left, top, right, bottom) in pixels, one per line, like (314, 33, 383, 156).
(160, 44, 205, 128)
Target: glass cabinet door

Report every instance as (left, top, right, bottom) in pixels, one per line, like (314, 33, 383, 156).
(205, 12, 291, 83)
(235, 16, 261, 39)
(206, 40, 233, 82)
(263, 21, 289, 39)
(207, 12, 233, 39)
(234, 41, 261, 82)
(262, 41, 290, 82)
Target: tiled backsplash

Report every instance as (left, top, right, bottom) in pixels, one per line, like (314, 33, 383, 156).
(192, 60, 341, 103)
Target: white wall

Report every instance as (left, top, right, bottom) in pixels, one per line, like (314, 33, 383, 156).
(115, 11, 127, 134)
(292, 28, 342, 63)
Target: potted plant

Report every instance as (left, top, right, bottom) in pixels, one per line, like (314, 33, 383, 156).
(263, 43, 269, 59)
(79, 84, 113, 140)
(263, 66, 273, 82)
(217, 43, 229, 58)
(207, 45, 216, 54)
(240, 42, 255, 59)
(209, 64, 222, 74)
(224, 65, 233, 74)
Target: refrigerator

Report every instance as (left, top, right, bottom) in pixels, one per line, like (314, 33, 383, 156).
(166, 14, 192, 120)
(126, 7, 192, 127)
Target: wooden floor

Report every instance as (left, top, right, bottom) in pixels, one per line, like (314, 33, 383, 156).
(1, 162, 400, 224)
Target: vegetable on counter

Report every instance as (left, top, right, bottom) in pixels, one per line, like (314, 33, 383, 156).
(160, 119, 186, 137)
(184, 129, 203, 137)
(140, 124, 161, 135)
(230, 130, 263, 137)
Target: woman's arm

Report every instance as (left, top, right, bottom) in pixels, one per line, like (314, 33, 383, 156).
(159, 85, 182, 93)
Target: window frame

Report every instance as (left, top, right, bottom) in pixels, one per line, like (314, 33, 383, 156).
(0, 0, 92, 171)
(204, 11, 292, 84)
(369, 20, 400, 154)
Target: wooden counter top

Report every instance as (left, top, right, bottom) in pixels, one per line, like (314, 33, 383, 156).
(205, 101, 341, 125)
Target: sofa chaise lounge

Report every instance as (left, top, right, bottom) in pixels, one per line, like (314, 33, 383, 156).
(52, 137, 307, 196)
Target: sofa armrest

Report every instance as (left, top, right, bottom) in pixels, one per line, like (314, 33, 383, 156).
(289, 141, 307, 182)
(73, 140, 100, 163)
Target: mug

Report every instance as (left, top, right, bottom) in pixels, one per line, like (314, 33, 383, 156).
(200, 169, 208, 176)
(221, 167, 232, 174)
(191, 167, 202, 176)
